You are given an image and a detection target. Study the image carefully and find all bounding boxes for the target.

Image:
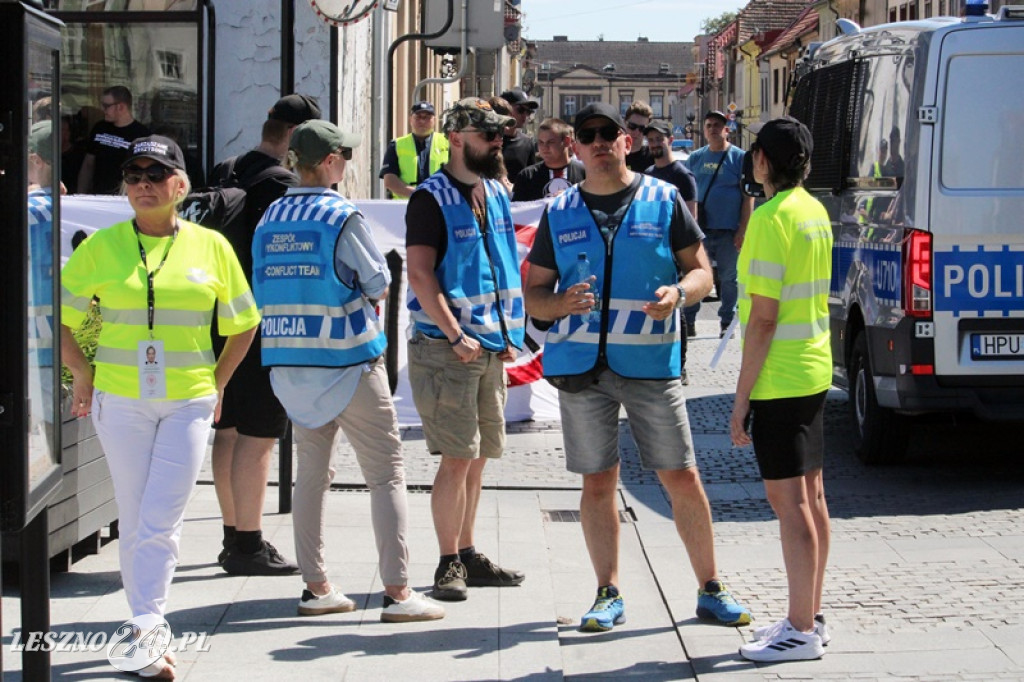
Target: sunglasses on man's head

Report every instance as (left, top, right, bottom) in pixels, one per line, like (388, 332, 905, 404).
(625, 122, 646, 131)
(463, 129, 502, 142)
(123, 165, 175, 185)
(576, 124, 621, 145)
(336, 147, 353, 161)
(515, 105, 533, 115)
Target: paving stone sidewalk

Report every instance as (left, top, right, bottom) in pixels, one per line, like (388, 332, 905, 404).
(4, 316, 1024, 680)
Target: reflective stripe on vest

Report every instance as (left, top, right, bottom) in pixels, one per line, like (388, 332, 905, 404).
(406, 173, 525, 351)
(253, 190, 387, 367)
(543, 175, 681, 380)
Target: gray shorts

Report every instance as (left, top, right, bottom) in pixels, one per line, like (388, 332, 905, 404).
(559, 368, 696, 475)
(407, 334, 507, 460)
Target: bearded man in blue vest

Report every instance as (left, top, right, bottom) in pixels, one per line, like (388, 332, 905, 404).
(406, 97, 527, 602)
(380, 101, 449, 199)
(524, 102, 753, 632)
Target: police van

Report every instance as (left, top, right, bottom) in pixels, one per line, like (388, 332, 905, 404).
(785, 3, 1024, 463)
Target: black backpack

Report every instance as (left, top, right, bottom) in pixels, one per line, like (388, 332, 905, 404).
(179, 155, 287, 243)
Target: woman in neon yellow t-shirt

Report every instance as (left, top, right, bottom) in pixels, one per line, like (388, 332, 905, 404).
(61, 136, 257, 679)
(730, 118, 834, 663)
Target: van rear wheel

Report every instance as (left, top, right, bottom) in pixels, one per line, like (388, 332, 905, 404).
(849, 332, 908, 464)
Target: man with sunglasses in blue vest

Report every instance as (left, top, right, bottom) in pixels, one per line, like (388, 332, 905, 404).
(525, 102, 752, 633)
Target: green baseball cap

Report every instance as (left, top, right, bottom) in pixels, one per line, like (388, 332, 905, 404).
(288, 119, 362, 166)
(29, 120, 53, 160)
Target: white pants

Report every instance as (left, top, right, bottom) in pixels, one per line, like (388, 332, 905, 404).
(92, 390, 216, 617)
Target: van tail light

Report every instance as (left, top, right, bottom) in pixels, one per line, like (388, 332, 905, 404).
(903, 229, 932, 317)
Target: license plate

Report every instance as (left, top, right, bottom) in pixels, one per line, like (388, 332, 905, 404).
(970, 333, 1024, 359)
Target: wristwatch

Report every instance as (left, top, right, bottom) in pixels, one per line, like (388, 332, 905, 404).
(673, 282, 687, 309)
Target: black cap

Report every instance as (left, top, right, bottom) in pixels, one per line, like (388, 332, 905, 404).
(500, 88, 540, 110)
(705, 110, 728, 124)
(573, 102, 626, 132)
(268, 94, 322, 125)
(644, 120, 672, 137)
(748, 116, 813, 169)
(411, 101, 435, 115)
(121, 135, 186, 170)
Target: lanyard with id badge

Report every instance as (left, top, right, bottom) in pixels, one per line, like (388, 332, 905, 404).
(135, 221, 177, 399)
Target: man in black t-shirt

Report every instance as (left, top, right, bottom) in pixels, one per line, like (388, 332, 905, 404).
(525, 102, 751, 633)
(78, 86, 151, 194)
(512, 117, 585, 201)
(643, 120, 699, 383)
(208, 93, 321, 577)
(623, 100, 654, 173)
(498, 88, 540, 183)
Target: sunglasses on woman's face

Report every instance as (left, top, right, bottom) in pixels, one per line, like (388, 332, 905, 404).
(576, 124, 621, 145)
(333, 147, 353, 161)
(123, 165, 175, 185)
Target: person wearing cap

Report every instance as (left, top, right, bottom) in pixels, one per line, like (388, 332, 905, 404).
(730, 117, 832, 662)
(207, 93, 321, 577)
(642, 120, 699, 384)
(251, 119, 445, 623)
(498, 88, 540, 183)
(525, 102, 752, 633)
(405, 97, 527, 602)
(77, 85, 151, 194)
(685, 110, 754, 338)
(61, 135, 259, 678)
(512, 117, 585, 201)
(623, 100, 655, 173)
(379, 101, 449, 199)
(27, 121, 58, 456)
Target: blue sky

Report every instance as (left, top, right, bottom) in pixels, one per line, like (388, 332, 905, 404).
(521, 0, 748, 43)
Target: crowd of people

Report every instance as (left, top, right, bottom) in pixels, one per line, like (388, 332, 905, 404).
(57, 84, 833, 677)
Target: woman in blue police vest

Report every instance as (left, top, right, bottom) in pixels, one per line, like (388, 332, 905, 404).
(252, 119, 444, 623)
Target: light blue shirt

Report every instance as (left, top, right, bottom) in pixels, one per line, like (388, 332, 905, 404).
(270, 206, 390, 429)
(686, 144, 746, 231)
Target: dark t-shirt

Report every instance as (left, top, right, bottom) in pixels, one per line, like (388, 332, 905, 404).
(501, 131, 538, 183)
(209, 149, 298, 281)
(512, 159, 586, 201)
(86, 119, 152, 194)
(405, 168, 488, 268)
(644, 161, 697, 203)
(528, 174, 702, 272)
(625, 146, 654, 173)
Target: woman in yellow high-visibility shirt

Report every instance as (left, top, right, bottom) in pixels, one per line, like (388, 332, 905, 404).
(730, 118, 834, 664)
(61, 136, 258, 680)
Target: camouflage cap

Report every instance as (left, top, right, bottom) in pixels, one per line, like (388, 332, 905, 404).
(442, 97, 515, 134)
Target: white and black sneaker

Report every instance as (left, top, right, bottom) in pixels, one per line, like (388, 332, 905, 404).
(297, 586, 357, 616)
(752, 613, 830, 646)
(380, 590, 446, 623)
(740, 618, 824, 662)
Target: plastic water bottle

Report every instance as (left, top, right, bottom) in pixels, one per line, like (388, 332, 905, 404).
(575, 252, 601, 323)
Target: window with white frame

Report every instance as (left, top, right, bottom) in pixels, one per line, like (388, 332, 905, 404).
(562, 95, 578, 119)
(157, 49, 183, 81)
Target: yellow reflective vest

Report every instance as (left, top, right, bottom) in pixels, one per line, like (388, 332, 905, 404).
(61, 219, 259, 399)
(394, 133, 448, 199)
(738, 187, 833, 400)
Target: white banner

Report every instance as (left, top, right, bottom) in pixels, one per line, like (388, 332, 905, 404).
(60, 195, 559, 426)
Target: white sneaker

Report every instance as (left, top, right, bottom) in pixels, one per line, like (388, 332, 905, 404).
(740, 618, 824, 662)
(381, 590, 446, 623)
(752, 614, 830, 646)
(297, 586, 357, 616)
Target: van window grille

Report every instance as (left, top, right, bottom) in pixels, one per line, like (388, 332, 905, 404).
(789, 60, 864, 192)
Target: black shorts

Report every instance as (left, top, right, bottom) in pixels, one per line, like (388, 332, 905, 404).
(213, 336, 289, 439)
(749, 391, 827, 480)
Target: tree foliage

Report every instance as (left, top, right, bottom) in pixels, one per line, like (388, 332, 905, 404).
(701, 10, 738, 35)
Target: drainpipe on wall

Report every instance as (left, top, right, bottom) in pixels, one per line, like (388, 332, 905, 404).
(281, 0, 295, 96)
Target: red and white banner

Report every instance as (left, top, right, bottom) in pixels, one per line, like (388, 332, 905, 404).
(59, 196, 559, 425)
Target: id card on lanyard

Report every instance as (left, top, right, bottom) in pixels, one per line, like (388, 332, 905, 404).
(135, 221, 177, 400)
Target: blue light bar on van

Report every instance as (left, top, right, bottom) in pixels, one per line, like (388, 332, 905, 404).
(965, 0, 989, 16)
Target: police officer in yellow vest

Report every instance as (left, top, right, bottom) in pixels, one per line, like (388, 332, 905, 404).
(380, 101, 449, 200)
